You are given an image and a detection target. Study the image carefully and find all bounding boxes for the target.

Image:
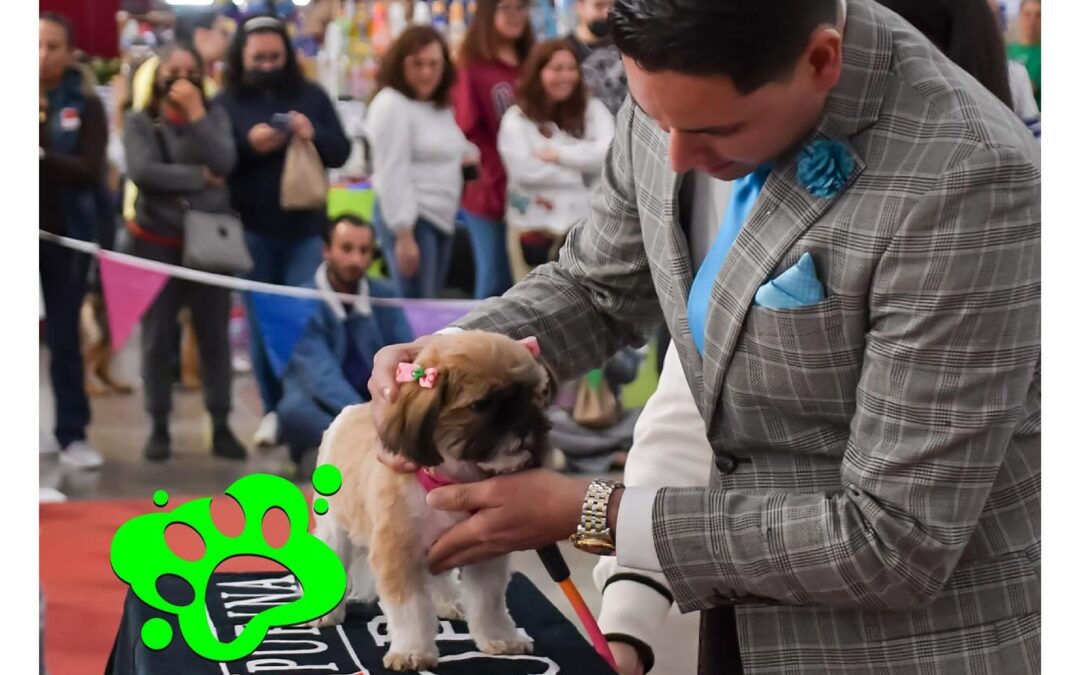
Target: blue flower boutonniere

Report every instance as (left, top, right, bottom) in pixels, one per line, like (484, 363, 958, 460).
(797, 139, 855, 199)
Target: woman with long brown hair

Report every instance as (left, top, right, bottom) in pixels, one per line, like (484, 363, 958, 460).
(496, 40, 614, 281)
(368, 26, 475, 299)
(452, 0, 535, 298)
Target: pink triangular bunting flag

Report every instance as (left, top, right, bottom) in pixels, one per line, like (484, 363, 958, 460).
(99, 253, 171, 352)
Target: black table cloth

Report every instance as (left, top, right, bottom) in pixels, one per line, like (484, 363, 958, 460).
(106, 571, 614, 675)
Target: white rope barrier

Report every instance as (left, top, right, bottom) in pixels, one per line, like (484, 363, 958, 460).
(38, 230, 480, 311)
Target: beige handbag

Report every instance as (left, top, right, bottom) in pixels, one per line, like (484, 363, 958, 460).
(572, 369, 620, 429)
(280, 136, 329, 210)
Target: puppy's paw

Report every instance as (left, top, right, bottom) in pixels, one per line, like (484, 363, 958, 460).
(435, 598, 466, 621)
(305, 604, 346, 628)
(476, 633, 533, 656)
(383, 649, 439, 671)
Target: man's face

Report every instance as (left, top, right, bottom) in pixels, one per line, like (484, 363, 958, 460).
(623, 28, 842, 180)
(1019, 1, 1041, 44)
(325, 223, 374, 287)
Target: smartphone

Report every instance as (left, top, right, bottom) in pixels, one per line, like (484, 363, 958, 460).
(269, 113, 292, 134)
(462, 163, 480, 182)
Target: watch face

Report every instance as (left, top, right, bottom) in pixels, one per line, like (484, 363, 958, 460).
(571, 534, 616, 556)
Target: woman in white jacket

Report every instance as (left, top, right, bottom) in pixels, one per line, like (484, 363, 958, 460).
(496, 40, 614, 281)
(367, 26, 476, 298)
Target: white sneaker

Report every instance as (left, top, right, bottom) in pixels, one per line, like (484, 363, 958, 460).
(253, 412, 280, 447)
(39, 487, 67, 503)
(59, 441, 104, 470)
(40, 430, 60, 455)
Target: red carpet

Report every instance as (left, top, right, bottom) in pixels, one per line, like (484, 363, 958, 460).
(40, 496, 295, 675)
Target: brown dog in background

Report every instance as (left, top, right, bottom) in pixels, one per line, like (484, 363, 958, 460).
(309, 331, 556, 671)
(80, 292, 133, 396)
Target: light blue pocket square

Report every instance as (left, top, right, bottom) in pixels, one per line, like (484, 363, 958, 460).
(753, 252, 826, 309)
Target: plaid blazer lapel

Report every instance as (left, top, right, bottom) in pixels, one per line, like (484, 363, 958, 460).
(655, 171, 711, 417)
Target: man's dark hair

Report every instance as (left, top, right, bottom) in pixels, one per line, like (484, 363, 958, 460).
(224, 15, 304, 97)
(325, 214, 375, 244)
(610, 0, 838, 93)
(376, 25, 456, 107)
(174, 10, 217, 46)
(878, 0, 1012, 110)
(40, 12, 75, 49)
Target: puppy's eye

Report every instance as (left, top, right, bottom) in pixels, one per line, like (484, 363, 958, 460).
(470, 396, 494, 413)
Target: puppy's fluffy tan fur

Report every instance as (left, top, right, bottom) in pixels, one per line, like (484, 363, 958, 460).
(310, 331, 555, 671)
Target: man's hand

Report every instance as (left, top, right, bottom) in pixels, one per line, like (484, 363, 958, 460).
(395, 231, 421, 279)
(248, 123, 287, 154)
(168, 79, 206, 122)
(610, 642, 645, 675)
(425, 470, 591, 573)
(290, 111, 315, 141)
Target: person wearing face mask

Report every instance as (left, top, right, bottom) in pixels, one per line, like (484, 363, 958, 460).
(366, 26, 476, 299)
(124, 10, 233, 224)
(122, 43, 245, 463)
(453, 0, 536, 299)
(218, 15, 352, 448)
(565, 0, 627, 116)
(496, 40, 614, 280)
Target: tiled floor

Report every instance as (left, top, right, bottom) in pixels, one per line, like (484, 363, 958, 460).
(40, 334, 699, 673)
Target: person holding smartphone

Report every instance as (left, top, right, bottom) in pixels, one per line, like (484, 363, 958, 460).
(218, 15, 351, 448)
(367, 26, 477, 299)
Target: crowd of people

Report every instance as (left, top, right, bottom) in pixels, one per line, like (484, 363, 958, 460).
(40, 1, 1043, 674)
(39, 0, 638, 475)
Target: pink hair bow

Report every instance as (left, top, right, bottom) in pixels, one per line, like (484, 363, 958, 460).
(517, 336, 541, 358)
(396, 362, 439, 388)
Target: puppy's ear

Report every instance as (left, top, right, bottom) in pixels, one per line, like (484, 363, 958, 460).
(377, 378, 447, 467)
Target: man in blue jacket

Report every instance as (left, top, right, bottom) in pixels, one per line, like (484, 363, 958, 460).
(278, 215, 414, 468)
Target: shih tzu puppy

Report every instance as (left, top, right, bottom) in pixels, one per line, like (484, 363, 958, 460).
(309, 330, 556, 671)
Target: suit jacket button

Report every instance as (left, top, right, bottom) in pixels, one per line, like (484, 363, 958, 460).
(715, 453, 737, 474)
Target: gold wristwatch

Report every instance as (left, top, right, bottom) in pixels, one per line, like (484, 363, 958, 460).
(569, 479, 624, 556)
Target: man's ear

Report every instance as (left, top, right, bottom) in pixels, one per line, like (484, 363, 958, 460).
(376, 377, 447, 467)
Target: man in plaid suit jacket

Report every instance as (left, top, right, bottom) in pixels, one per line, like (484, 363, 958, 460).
(370, 0, 1040, 672)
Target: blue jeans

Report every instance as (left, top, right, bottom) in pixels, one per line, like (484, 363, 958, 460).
(40, 242, 91, 447)
(461, 210, 512, 299)
(371, 201, 454, 299)
(243, 231, 324, 414)
(277, 389, 336, 463)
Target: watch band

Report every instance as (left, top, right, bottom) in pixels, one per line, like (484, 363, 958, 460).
(578, 479, 624, 540)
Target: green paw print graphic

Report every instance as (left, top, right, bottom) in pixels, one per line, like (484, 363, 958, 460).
(110, 467, 347, 662)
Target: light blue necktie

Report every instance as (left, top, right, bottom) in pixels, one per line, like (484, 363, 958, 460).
(688, 166, 771, 354)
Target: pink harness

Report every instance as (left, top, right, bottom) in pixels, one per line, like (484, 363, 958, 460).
(415, 468, 458, 493)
